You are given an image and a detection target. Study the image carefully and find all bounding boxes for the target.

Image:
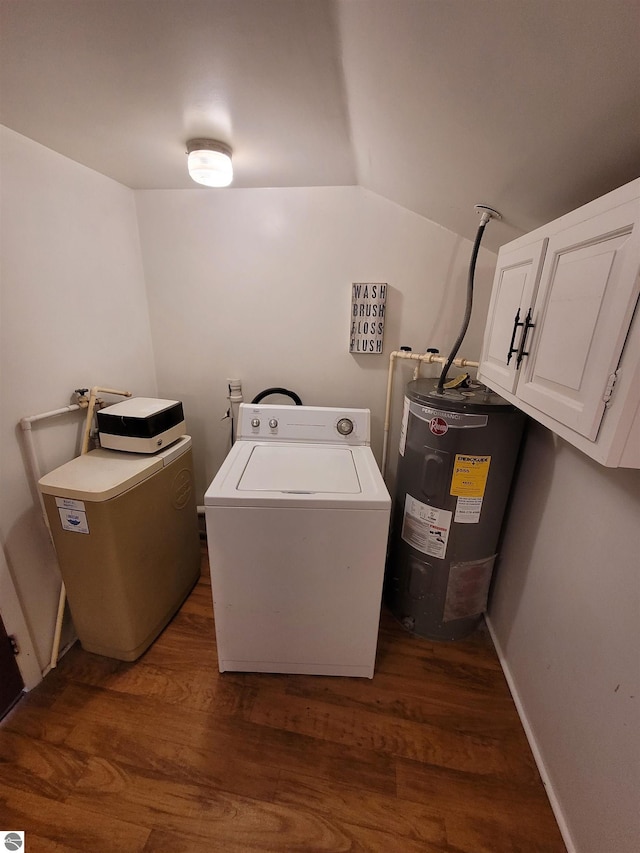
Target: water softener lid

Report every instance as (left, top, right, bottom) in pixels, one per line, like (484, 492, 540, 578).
(38, 437, 191, 502)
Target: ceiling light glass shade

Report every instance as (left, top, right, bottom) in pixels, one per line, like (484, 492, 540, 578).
(186, 139, 233, 187)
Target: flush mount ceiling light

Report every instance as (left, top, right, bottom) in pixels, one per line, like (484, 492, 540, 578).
(186, 139, 233, 187)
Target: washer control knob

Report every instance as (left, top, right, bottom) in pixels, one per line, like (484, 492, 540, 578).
(251, 418, 260, 428)
(269, 418, 278, 429)
(336, 417, 354, 436)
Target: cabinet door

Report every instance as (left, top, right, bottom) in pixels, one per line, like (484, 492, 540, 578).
(517, 199, 640, 439)
(478, 239, 547, 394)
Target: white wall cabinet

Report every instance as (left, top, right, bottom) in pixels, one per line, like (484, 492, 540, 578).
(478, 178, 640, 467)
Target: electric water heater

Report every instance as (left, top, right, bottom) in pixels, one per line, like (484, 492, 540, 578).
(385, 378, 525, 641)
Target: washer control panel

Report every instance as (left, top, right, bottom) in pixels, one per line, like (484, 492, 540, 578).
(237, 404, 370, 445)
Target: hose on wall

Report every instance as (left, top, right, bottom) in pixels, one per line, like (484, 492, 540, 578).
(437, 206, 500, 392)
(251, 387, 303, 405)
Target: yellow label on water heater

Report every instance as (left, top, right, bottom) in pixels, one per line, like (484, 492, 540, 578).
(450, 454, 491, 497)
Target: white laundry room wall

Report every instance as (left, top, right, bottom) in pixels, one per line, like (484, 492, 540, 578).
(0, 127, 158, 684)
(487, 424, 640, 853)
(134, 185, 496, 502)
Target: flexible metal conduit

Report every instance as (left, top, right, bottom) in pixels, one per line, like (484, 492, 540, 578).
(381, 350, 479, 478)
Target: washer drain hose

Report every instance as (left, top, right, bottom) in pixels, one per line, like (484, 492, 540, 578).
(251, 387, 303, 405)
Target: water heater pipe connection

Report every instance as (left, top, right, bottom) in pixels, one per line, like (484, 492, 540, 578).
(382, 350, 479, 478)
(437, 205, 501, 392)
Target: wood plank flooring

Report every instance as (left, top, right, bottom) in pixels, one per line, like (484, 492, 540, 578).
(0, 545, 566, 852)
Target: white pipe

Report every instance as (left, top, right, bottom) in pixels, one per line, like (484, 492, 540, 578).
(20, 401, 85, 671)
(381, 350, 480, 478)
(382, 352, 400, 479)
(20, 404, 84, 531)
(227, 379, 243, 406)
(49, 578, 69, 673)
(81, 385, 131, 455)
(197, 380, 244, 518)
(21, 403, 84, 426)
(20, 387, 131, 673)
(226, 378, 243, 446)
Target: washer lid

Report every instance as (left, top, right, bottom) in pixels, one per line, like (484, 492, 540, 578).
(238, 445, 361, 493)
(205, 441, 391, 509)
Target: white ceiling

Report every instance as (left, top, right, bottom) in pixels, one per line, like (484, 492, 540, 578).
(1, 0, 639, 251)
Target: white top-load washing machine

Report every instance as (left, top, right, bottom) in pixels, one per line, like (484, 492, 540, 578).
(204, 403, 391, 678)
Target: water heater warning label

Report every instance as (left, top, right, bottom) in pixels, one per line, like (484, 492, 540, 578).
(401, 495, 451, 559)
(450, 454, 491, 497)
(454, 497, 483, 524)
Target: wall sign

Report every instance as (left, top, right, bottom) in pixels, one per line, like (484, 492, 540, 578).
(350, 282, 387, 354)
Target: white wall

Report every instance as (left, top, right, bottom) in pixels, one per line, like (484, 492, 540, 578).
(0, 127, 157, 682)
(488, 422, 640, 853)
(135, 186, 496, 500)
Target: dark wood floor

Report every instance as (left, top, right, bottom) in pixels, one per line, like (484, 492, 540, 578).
(0, 546, 565, 852)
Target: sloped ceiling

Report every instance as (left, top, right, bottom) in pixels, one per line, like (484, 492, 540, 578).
(1, 0, 639, 251)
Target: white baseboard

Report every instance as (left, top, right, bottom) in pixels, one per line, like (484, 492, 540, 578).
(485, 615, 577, 853)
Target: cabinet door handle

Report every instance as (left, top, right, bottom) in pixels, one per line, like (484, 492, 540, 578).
(506, 308, 523, 365)
(516, 308, 535, 367)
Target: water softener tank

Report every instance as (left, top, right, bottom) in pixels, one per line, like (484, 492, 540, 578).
(385, 378, 525, 641)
